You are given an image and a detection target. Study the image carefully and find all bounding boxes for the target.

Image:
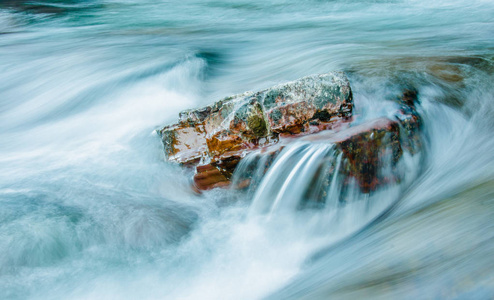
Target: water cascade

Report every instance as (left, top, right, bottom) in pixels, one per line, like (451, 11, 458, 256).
(1, 0, 494, 299)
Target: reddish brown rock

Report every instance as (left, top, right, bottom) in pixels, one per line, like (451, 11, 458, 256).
(338, 120, 402, 192)
(194, 163, 230, 190)
(303, 118, 403, 192)
(159, 72, 353, 190)
(262, 74, 353, 135)
(159, 72, 421, 193)
(160, 123, 207, 166)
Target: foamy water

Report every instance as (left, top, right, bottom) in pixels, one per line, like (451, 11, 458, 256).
(1, 1, 494, 299)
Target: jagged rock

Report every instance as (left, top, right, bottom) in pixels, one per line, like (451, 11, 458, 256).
(232, 117, 407, 194)
(193, 163, 230, 190)
(159, 72, 353, 189)
(261, 74, 352, 135)
(159, 72, 421, 192)
(160, 123, 207, 166)
(395, 89, 422, 154)
(303, 118, 403, 192)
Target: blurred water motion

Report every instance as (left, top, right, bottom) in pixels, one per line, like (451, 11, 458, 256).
(0, 0, 494, 299)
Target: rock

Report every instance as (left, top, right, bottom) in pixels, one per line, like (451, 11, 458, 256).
(159, 72, 353, 190)
(160, 123, 207, 166)
(303, 118, 403, 192)
(193, 163, 230, 190)
(261, 73, 353, 135)
(395, 89, 422, 154)
(159, 72, 421, 192)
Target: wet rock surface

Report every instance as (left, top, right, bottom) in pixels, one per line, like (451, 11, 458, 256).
(304, 118, 404, 193)
(159, 72, 421, 192)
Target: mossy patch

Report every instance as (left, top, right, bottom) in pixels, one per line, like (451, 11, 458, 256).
(247, 114, 268, 137)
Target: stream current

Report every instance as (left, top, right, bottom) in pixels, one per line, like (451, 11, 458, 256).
(1, 1, 494, 299)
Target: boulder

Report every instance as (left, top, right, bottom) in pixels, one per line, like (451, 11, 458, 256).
(230, 117, 408, 194)
(303, 118, 403, 193)
(159, 72, 421, 193)
(159, 72, 353, 189)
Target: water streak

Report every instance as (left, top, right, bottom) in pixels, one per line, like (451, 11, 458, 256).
(1, 0, 494, 299)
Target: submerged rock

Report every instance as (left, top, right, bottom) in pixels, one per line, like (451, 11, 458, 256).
(159, 72, 421, 192)
(303, 118, 403, 193)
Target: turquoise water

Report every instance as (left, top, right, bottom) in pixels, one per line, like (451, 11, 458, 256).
(1, 1, 494, 299)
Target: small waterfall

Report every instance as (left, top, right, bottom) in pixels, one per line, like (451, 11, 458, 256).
(232, 139, 416, 239)
(249, 142, 337, 215)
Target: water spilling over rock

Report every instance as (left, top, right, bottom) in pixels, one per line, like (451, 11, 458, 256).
(159, 72, 422, 193)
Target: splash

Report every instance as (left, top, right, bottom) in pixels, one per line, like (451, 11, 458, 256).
(1, 0, 494, 299)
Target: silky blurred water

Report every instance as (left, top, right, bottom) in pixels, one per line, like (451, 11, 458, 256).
(1, 0, 494, 299)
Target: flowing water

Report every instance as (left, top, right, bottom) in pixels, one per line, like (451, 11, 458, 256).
(1, 1, 494, 299)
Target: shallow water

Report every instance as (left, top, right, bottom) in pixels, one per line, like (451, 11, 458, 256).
(1, 0, 494, 299)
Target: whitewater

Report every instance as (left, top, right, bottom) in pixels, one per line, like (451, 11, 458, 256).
(1, 0, 494, 299)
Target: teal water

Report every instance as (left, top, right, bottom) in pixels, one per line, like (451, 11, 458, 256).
(1, 1, 494, 299)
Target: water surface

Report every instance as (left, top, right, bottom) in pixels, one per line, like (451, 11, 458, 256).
(1, 0, 494, 299)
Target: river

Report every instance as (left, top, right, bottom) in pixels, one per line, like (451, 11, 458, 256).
(1, 0, 494, 299)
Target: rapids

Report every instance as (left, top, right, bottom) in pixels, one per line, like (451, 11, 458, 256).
(1, 0, 493, 299)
